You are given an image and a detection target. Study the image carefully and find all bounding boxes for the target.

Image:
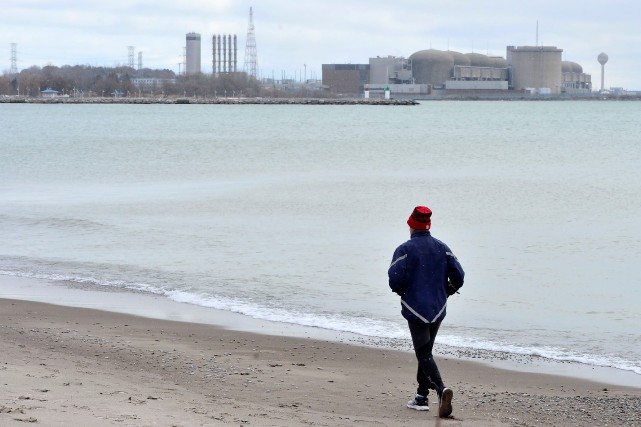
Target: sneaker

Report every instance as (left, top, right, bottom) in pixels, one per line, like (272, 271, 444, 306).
(407, 394, 430, 411)
(438, 387, 453, 418)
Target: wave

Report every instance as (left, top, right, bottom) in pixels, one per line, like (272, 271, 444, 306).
(438, 334, 641, 376)
(165, 289, 409, 339)
(0, 268, 407, 339)
(2, 268, 639, 377)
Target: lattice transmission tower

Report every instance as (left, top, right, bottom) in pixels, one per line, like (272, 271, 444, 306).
(243, 7, 258, 79)
(128, 46, 135, 68)
(10, 43, 18, 74)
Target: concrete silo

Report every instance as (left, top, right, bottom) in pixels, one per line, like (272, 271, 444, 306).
(506, 46, 563, 94)
(186, 32, 201, 75)
(409, 49, 454, 87)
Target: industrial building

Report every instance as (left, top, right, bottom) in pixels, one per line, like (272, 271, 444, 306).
(447, 52, 508, 91)
(185, 32, 201, 75)
(561, 61, 592, 93)
(369, 56, 412, 84)
(321, 64, 369, 95)
(322, 45, 591, 97)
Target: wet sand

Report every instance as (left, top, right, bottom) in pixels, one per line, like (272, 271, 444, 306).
(2, 298, 640, 426)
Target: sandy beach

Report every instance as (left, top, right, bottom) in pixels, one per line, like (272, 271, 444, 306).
(1, 298, 639, 426)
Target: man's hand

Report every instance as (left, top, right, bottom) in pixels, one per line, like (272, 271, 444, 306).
(446, 279, 459, 296)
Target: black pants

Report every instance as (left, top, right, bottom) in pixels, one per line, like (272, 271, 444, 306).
(408, 320, 445, 397)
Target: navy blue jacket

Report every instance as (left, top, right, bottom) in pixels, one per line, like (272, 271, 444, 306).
(388, 230, 465, 324)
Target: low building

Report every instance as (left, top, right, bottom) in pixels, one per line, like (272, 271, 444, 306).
(321, 64, 369, 95)
(369, 56, 413, 84)
(40, 88, 59, 97)
(366, 83, 429, 98)
(446, 65, 509, 90)
(131, 78, 176, 90)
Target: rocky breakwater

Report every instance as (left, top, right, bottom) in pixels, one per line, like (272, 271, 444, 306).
(2, 97, 418, 106)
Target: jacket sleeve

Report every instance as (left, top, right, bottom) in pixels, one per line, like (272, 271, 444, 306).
(445, 248, 465, 295)
(388, 245, 408, 295)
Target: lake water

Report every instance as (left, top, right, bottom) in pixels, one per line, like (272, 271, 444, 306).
(1, 101, 640, 379)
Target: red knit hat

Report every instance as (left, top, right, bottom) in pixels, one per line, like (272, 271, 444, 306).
(407, 206, 432, 230)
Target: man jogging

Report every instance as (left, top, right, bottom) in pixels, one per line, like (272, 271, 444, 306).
(388, 205, 465, 418)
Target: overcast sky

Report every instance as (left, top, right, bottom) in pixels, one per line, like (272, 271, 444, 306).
(2, 0, 640, 89)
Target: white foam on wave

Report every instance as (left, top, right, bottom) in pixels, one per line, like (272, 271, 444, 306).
(2, 269, 639, 376)
(439, 334, 641, 376)
(165, 289, 408, 339)
(0, 269, 407, 339)
(0, 269, 164, 294)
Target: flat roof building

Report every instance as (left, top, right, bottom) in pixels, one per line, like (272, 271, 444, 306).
(321, 64, 369, 95)
(369, 56, 412, 85)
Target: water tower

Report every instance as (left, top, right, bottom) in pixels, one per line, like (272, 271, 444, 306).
(597, 52, 608, 92)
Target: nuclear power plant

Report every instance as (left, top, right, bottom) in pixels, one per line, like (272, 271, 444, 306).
(323, 44, 595, 98)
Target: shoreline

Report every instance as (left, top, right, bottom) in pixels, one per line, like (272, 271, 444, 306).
(2, 275, 640, 389)
(3, 95, 641, 105)
(0, 96, 418, 105)
(2, 297, 640, 426)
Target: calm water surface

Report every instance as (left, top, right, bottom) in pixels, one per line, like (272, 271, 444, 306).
(1, 101, 640, 376)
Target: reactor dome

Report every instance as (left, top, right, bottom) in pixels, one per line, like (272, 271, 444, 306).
(447, 51, 472, 66)
(489, 56, 508, 68)
(409, 49, 455, 86)
(465, 52, 494, 68)
(562, 61, 583, 73)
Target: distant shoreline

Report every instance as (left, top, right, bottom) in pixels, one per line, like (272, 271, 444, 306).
(3, 95, 640, 104)
(0, 96, 418, 106)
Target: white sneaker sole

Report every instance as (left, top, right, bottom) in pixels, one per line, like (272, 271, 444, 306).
(407, 401, 430, 411)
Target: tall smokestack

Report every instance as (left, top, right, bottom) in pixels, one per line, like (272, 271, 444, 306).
(212, 35, 217, 74)
(233, 35, 237, 72)
(222, 35, 227, 73)
(227, 35, 232, 74)
(217, 35, 221, 73)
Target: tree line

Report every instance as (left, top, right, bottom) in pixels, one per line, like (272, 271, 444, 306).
(1, 64, 326, 98)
